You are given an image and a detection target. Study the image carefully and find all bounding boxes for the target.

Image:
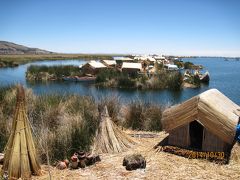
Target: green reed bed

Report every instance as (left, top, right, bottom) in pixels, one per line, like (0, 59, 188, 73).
(26, 65, 82, 81)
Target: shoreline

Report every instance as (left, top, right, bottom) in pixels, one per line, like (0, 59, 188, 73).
(0, 53, 115, 67)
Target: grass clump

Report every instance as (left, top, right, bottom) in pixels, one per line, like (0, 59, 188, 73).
(30, 94, 99, 162)
(0, 86, 99, 163)
(26, 65, 82, 81)
(95, 69, 136, 88)
(184, 61, 194, 69)
(117, 75, 136, 88)
(147, 70, 183, 90)
(124, 100, 163, 131)
(95, 69, 120, 83)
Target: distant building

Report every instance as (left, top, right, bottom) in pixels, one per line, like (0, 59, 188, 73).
(154, 56, 165, 60)
(164, 64, 178, 70)
(147, 57, 156, 64)
(81, 61, 106, 75)
(134, 56, 147, 61)
(114, 57, 134, 61)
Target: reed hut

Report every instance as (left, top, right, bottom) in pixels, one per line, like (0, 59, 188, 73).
(81, 61, 106, 75)
(2, 85, 41, 179)
(162, 89, 240, 152)
(121, 62, 142, 76)
(92, 106, 135, 154)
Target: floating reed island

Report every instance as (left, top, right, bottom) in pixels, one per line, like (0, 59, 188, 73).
(25, 56, 209, 90)
(0, 86, 240, 179)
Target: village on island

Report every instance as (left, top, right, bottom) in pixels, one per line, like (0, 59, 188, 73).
(26, 55, 210, 90)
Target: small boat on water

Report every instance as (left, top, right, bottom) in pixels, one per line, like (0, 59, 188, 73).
(62, 76, 76, 81)
(63, 76, 96, 82)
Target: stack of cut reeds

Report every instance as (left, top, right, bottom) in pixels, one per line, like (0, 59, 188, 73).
(92, 106, 135, 154)
(1, 85, 41, 179)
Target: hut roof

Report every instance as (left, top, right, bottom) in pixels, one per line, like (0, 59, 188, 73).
(162, 89, 240, 144)
(122, 62, 142, 70)
(102, 60, 117, 66)
(148, 57, 156, 62)
(88, 61, 106, 69)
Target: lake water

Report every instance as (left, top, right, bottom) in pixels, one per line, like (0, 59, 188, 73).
(0, 58, 239, 105)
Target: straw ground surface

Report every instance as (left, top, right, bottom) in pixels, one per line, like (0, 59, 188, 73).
(0, 131, 236, 180)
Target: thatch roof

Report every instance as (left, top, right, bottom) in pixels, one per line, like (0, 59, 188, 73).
(122, 62, 142, 70)
(2, 85, 41, 179)
(102, 60, 117, 66)
(85, 61, 106, 69)
(92, 106, 135, 154)
(162, 89, 240, 144)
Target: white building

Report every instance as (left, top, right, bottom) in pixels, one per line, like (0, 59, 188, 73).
(164, 64, 179, 70)
(114, 57, 134, 61)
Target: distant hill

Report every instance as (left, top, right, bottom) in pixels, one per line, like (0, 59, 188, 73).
(0, 41, 53, 55)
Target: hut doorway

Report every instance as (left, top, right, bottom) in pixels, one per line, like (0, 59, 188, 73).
(189, 120, 203, 149)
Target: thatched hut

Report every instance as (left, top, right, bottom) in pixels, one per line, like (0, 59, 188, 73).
(2, 85, 41, 179)
(162, 89, 240, 152)
(81, 61, 106, 75)
(92, 106, 135, 154)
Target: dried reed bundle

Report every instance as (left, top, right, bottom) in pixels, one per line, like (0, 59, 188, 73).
(2, 85, 41, 179)
(92, 106, 135, 154)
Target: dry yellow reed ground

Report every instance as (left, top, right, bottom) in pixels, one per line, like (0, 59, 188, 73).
(1, 131, 240, 180)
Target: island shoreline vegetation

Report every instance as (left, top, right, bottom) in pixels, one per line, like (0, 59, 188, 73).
(0, 85, 164, 163)
(25, 59, 203, 90)
(26, 65, 184, 90)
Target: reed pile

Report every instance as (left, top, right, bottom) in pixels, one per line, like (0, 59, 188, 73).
(92, 106, 135, 153)
(1, 85, 41, 179)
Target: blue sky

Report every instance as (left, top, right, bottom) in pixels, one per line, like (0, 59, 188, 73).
(0, 0, 239, 56)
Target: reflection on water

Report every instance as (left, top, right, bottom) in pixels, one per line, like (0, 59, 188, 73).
(0, 58, 239, 105)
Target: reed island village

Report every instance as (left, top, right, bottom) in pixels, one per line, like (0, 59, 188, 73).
(0, 0, 240, 179)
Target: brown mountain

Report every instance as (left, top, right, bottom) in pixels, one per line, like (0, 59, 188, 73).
(0, 41, 53, 55)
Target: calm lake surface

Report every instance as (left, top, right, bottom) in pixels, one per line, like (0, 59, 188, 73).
(0, 58, 239, 105)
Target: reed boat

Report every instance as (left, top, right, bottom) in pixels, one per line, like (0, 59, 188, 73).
(199, 71, 210, 83)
